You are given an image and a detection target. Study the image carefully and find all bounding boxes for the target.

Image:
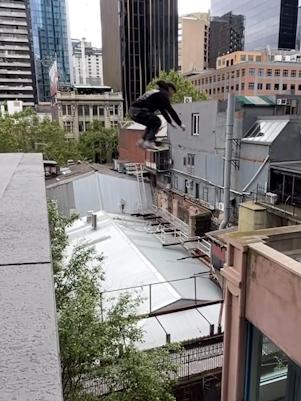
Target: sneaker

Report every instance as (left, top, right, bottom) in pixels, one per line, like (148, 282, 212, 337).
(137, 138, 144, 148)
(143, 140, 160, 150)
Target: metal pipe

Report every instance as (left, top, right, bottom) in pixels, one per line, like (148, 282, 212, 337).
(220, 94, 235, 230)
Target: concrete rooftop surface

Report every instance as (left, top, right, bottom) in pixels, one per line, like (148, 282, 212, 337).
(0, 154, 63, 401)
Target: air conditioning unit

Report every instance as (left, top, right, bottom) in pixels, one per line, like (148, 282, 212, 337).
(277, 98, 288, 106)
(184, 96, 193, 103)
(217, 202, 224, 212)
(265, 192, 278, 205)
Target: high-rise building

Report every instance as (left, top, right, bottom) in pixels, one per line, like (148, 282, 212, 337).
(30, 0, 72, 102)
(211, 0, 299, 52)
(0, 0, 36, 106)
(179, 13, 209, 73)
(209, 12, 245, 68)
(72, 39, 103, 86)
(101, 0, 178, 111)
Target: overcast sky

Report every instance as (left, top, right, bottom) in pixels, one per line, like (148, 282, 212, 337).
(69, 0, 211, 47)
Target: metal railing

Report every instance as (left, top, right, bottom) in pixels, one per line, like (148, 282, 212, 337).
(83, 341, 224, 396)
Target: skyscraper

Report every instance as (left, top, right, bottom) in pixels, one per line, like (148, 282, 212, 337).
(209, 12, 245, 68)
(72, 39, 103, 86)
(179, 13, 210, 73)
(30, 0, 72, 102)
(0, 0, 36, 106)
(211, 0, 299, 52)
(101, 0, 178, 111)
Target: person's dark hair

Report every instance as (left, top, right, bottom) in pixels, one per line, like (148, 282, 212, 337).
(156, 80, 177, 93)
(156, 80, 169, 91)
(167, 82, 177, 93)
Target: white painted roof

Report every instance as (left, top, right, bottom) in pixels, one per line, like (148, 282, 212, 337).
(66, 212, 222, 348)
(242, 119, 289, 145)
(127, 115, 168, 138)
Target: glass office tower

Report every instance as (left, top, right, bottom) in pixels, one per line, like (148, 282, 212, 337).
(101, 0, 178, 111)
(211, 0, 299, 51)
(30, 0, 71, 101)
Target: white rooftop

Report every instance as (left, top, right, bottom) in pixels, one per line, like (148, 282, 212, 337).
(67, 211, 222, 349)
(242, 119, 289, 145)
(126, 115, 168, 138)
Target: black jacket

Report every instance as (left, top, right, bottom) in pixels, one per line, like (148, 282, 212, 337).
(131, 89, 182, 126)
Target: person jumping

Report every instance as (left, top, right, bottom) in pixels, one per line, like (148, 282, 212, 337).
(129, 80, 186, 150)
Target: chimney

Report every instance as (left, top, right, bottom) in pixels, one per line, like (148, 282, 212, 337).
(92, 213, 97, 230)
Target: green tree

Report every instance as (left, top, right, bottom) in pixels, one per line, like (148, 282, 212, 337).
(147, 70, 207, 103)
(79, 122, 118, 164)
(48, 203, 178, 401)
(0, 109, 80, 164)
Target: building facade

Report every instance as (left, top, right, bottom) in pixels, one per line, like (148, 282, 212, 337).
(189, 50, 301, 100)
(72, 39, 103, 86)
(209, 12, 245, 68)
(30, 0, 72, 102)
(179, 13, 209, 73)
(101, 0, 178, 110)
(221, 219, 301, 401)
(0, 0, 36, 106)
(56, 86, 123, 140)
(211, 0, 299, 52)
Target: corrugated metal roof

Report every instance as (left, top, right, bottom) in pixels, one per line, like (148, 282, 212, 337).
(67, 212, 222, 348)
(237, 96, 275, 106)
(242, 119, 289, 145)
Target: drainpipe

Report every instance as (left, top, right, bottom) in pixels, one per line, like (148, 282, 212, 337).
(220, 94, 235, 230)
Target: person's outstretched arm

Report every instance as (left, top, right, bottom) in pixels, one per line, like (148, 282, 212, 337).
(158, 94, 184, 129)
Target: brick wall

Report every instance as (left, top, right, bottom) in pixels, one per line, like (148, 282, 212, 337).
(118, 128, 146, 163)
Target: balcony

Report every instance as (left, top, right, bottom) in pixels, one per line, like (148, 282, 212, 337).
(0, 3, 26, 10)
(145, 148, 170, 173)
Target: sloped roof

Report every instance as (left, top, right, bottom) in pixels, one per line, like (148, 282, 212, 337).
(67, 212, 222, 348)
(242, 119, 289, 145)
(237, 96, 276, 106)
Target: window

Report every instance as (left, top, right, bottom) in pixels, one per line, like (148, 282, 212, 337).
(257, 83, 263, 90)
(283, 69, 288, 77)
(240, 55, 246, 62)
(274, 83, 280, 90)
(192, 113, 200, 136)
(275, 69, 280, 76)
(258, 68, 264, 77)
(93, 105, 98, 116)
(298, 85, 301, 91)
(267, 69, 272, 76)
(241, 83, 245, 90)
(248, 55, 254, 62)
(114, 105, 119, 115)
(99, 107, 104, 116)
(187, 153, 195, 167)
(242, 69, 245, 77)
(249, 68, 256, 76)
(84, 105, 90, 116)
(63, 121, 73, 132)
(266, 83, 271, 90)
(283, 84, 287, 90)
(203, 187, 209, 202)
(183, 157, 186, 166)
(299, 70, 301, 78)
(236, 70, 240, 78)
(255, 55, 261, 62)
(291, 70, 297, 77)
(248, 82, 255, 90)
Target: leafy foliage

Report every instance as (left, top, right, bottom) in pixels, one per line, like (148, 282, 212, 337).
(48, 203, 178, 401)
(0, 109, 80, 164)
(147, 70, 207, 103)
(79, 122, 118, 163)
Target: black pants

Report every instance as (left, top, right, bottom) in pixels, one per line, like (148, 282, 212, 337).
(129, 107, 161, 141)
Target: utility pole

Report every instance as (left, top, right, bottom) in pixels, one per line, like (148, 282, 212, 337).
(220, 94, 235, 229)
